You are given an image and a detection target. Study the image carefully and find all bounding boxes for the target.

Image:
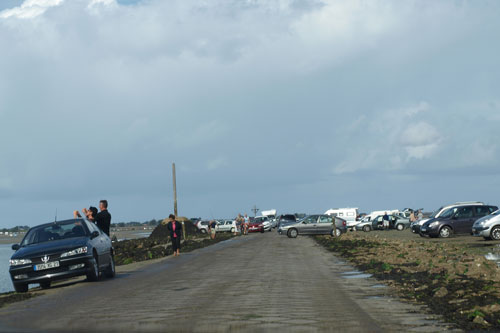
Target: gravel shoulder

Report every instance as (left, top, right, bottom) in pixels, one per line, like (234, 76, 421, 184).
(315, 229, 500, 330)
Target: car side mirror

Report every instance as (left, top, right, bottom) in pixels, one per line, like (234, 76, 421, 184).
(12, 244, 20, 251)
(91, 231, 99, 239)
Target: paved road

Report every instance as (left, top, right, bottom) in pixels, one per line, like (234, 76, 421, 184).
(0, 232, 457, 332)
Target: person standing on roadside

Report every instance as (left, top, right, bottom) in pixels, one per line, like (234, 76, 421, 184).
(243, 214, 249, 235)
(166, 214, 182, 256)
(417, 209, 424, 221)
(209, 219, 217, 240)
(95, 200, 111, 236)
(409, 211, 416, 223)
(382, 212, 390, 230)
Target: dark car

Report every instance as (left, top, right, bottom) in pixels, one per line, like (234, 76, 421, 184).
(281, 214, 347, 238)
(9, 218, 115, 292)
(420, 204, 497, 238)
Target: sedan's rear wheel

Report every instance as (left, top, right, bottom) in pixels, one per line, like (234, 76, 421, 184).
(491, 226, 500, 240)
(396, 224, 405, 231)
(200, 229, 207, 234)
(40, 281, 51, 289)
(86, 255, 99, 281)
(439, 226, 452, 238)
(14, 283, 28, 293)
(104, 254, 116, 278)
(335, 228, 342, 237)
(363, 225, 371, 232)
(288, 228, 298, 238)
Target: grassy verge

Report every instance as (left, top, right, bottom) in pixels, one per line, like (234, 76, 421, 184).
(315, 233, 500, 330)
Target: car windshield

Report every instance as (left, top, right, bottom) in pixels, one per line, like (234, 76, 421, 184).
(21, 220, 89, 246)
(429, 207, 444, 218)
(491, 210, 500, 216)
(439, 207, 458, 219)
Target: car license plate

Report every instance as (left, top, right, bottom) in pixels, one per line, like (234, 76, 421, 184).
(34, 261, 60, 271)
(421, 227, 427, 232)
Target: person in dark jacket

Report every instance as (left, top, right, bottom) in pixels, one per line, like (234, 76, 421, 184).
(166, 214, 182, 256)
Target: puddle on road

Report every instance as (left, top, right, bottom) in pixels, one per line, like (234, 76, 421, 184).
(365, 295, 387, 300)
(485, 251, 500, 267)
(341, 271, 362, 275)
(370, 284, 386, 289)
(342, 273, 373, 279)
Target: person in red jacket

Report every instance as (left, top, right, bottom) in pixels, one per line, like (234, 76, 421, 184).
(166, 214, 182, 256)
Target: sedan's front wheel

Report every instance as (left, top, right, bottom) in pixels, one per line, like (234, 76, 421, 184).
(396, 224, 405, 231)
(104, 254, 116, 278)
(288, 229, 298, 238)
(86, 255, 100, 281)
(491, 226, 500, 240)
(363, 225, 371, 232)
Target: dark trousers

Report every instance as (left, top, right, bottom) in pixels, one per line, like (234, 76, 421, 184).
(172, 236, 181, 252)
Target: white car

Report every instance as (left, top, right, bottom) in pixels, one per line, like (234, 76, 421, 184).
(254, 216, 272, 231)
(215, 220, 236, 233)
(472, 210, 500, 240)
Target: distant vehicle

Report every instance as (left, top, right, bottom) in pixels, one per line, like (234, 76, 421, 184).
(9, 219, 115, 293)
(411, 202, 485, 234)
(248, 220, 265, 233)
(195, 220, 210, 234)
(355, 215, 410, 232)
(324, 208, 359, 227)
(215, 220, 236, 233)
(282, 215, 347, 238)
(261, 209, 277, 219)
(277, 214, 297, 229)
(420, 204, 497, 238)
(362, 210, 400, 223)
(472, 210, 500, 240)
(254, 216, 271, 231)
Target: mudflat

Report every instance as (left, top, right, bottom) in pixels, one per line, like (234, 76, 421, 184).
(0, 232, 455, 332)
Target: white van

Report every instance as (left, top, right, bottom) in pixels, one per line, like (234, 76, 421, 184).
(324, 208, 359, 227)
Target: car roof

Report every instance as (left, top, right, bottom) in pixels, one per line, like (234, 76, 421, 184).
(30, 218, 85, 230)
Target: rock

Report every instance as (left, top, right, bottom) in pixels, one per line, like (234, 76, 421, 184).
(455, 290, 465, 296)
(449, 299, 466, 304)
(473, 315, 490, 326)
(485, 304, 500, 313)
(434, 287, 448, 298)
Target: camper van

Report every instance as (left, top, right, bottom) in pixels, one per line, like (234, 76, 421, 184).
(324, 208, 359, 227)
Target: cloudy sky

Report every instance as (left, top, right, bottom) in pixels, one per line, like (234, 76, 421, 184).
(1, 0, 499, 227)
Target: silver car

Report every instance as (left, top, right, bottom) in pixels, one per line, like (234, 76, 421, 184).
(282, 215, 347, 238)
(472, 210, 500, 240)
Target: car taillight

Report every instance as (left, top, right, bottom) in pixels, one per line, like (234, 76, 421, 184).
(343, 221, 346, 226)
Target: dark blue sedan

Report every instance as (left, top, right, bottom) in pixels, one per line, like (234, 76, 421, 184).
(9, 218, 115, 292)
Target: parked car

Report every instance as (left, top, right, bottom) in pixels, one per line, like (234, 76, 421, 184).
(420, 204, 497, 238)
(248, 220, 265, 233)
(277, 214, 297, 229)
(215, 220, 236, 233)
(472, 210, 500, 240)
(254, 216, 271, 231)
(355, 215, 410, 232)
(411, 201, 485, 233)
(280, 215, 347, 238)
(9, 218, 115, 293)
(195, 220, 210, 234)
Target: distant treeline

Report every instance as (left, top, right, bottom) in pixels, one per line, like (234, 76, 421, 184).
(111, 219, 162, 228)
(1, 226, 30, 233)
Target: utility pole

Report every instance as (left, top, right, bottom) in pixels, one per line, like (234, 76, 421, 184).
(251, 205, 259, 217)
(172, 163, 178, 216)
(172, 163, 185, 237)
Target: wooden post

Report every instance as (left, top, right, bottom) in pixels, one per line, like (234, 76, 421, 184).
(172, 163, 186, 238)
